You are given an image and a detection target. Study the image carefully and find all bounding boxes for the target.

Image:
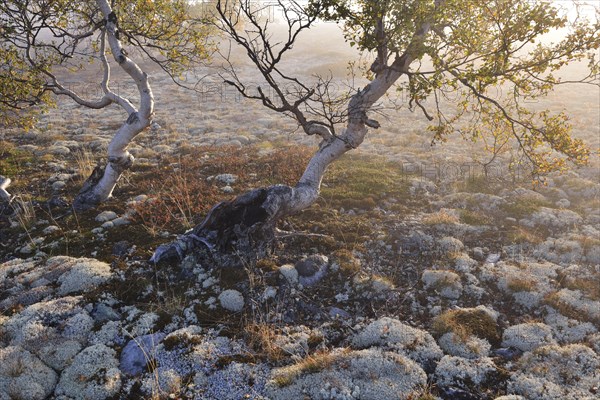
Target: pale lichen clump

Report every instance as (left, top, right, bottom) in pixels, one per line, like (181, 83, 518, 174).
(267, 348, 427, 400)
(434, 355, 497, 388)
(507, 344, 600, 400)
(218, 289, 245, 312)
(279, 264, 299, 285)
(501, 323, 556, 352)
(438, 332, 491, 359)
(351, 317, 443, 365)
(57, 258, 113, 295)
(0, 346, 58, 400)
(421, 269, 463, 299)
(54, 344, 122, 400)
(545, 288, 600, 323)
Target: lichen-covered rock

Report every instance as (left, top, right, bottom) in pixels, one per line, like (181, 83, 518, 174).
(219, 289, 245, 312)
(273, 326, 324, 357)
(507, 344, 600, 400)
(55, 344, 121, 400)
(434, 355, 497, 388)
(352, 317, 443, 365)
(524, 207, 582, 231)
(57, 258, 112, 295)
(0, 346, 57, 400)
(422, 269, 463, 299)
(140, 368, 182, 398)
(267, 348, 427, 400)
(4, 296, 89, 351)
(438, 332, 491, 359)
(437, 236, 465, 255)
(38, 339, 82, 370)
(442, 192, 506, 212)
(0, 257, 113, 310)
(546, 288, 600, 323)
(200, 362, 270, 400)
(501, 323, 556, 352)
(544, 312, 597, 344)
(533, 237, 584, 265)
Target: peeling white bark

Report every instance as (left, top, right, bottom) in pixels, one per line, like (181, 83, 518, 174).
(285, 8, 437, 217)
(0, 176, 11, 202)
(74, 0, 154, 210)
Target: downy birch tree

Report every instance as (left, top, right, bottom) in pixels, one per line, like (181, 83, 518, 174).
(0, 0, 211, 209)
(151, 0, 596, 266)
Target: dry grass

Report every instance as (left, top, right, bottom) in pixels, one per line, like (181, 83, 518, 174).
(330, 248, 361, 276)
(133, 145, 313, 234)
(432, 308, 500, 344)
(506, 277, 537, 292)
(507, 226, 545, 244)
(423, 210, 459, 225)
(272, 350, 341, 388)
(11, 195, 36, 226)
(74, 148, 95, 184)
(244, 323, 286, 363)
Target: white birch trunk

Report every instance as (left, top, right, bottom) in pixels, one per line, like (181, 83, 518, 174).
(0, 176, 10, 202)
(73, 0, 154, 210)
(150, 10, 432, 264)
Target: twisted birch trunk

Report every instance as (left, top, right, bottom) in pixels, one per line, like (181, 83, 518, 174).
(150, 54, 415, 266)
(73, 0, 154, 211)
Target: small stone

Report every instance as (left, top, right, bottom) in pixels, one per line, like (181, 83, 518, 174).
(111, 216, 131, 227)
(101, 221, 114, 229)
(485, 253, 501, 264)
(221, 185, 234, 193)
(52, 181, 66, 191)
(95, 211, 118, 222)
(472, 247, 485, 261)
(42, 225, 60, 235)
(279, 264, 298, 285)
(295, 255, 328, 287)
(91, 303, 121, 323)
(328, 307, 350, 319)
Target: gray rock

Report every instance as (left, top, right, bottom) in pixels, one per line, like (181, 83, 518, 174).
(92, 303, 121, 322)
(95, 211, 118, 222)
(120, 333, 166, 376)
(43, 225, 61, 235)
(51, 181, 66, 191)
(295, 255, 328, 287)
